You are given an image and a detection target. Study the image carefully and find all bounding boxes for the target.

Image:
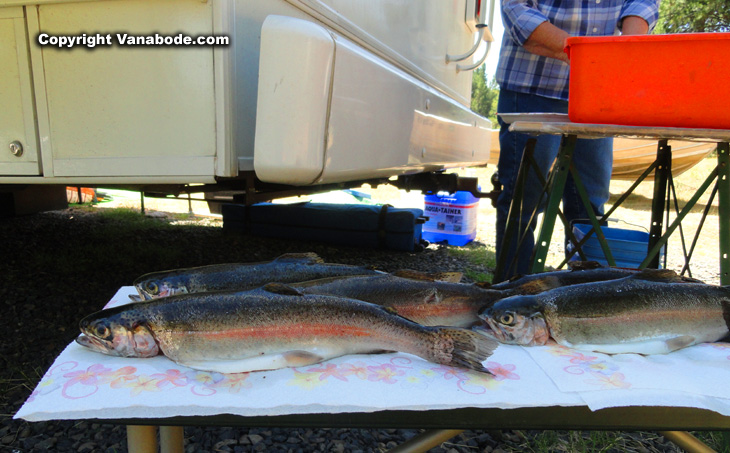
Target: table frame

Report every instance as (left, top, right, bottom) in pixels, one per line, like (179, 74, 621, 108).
(111, 404, 730, 453)
(496, 121, 730, 286)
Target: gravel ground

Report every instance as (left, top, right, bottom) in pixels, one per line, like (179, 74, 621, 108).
(0, 186, 722, 452)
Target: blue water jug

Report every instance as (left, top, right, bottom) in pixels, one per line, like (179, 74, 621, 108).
(422, 190, 479, 246)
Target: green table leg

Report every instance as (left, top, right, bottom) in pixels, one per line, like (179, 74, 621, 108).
(640, 166, 718, 269)
(531, 134, 577, 273)
(495, 138, 537, 280)
(647, 140, 671, 269)
(718, 142, 730, 286)
(568, 165, 616, 266)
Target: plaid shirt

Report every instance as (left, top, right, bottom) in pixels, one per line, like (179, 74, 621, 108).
(496, 0, 660, 101)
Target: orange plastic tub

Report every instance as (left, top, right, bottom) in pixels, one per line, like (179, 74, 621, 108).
(566, 33, 730, 129)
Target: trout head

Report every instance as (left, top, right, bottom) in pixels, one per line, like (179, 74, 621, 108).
(133, 272, 190, 300)
(477, 296, 550, 346)
(76, 310, 159, 358)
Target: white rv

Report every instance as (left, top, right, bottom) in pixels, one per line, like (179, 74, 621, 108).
(1, 0, 494, 211)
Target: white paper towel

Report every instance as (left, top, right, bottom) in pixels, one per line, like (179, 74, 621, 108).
(15, 287, 730, 422)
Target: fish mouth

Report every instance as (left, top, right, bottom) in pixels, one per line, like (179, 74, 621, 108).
(76, 334, 119, 356)
(472, 319, 508, 343)
(133, 287, 153, 301)
(474, 315, 549, 346)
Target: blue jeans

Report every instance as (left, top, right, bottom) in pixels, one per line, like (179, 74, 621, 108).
(495, 89, 613, 282)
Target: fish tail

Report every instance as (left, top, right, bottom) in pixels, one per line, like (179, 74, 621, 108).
(427, 327, 498, 374)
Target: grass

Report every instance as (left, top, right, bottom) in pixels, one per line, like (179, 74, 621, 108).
(0, 366, 45, 417)
(445, 430, 726, 452)
(518, 430, 627, 452)
(446, 241, 496, 283)
(72, 205, 177, 228)
(694, 431, 730, 453)
(27, 206, 186, 272)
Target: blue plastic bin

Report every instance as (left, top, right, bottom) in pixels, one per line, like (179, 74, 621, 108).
(422, 191, 479, 246)
(569, 223, 664, 268)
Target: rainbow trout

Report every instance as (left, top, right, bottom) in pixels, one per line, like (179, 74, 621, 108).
(479, 269, 730, 355)
(489, 261, 703, 295)
(290, 274, 504, 327)
(78, 284, 497, 374)
(132, 253, 460, 300)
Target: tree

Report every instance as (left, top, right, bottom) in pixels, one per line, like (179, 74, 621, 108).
(654, 0, 730, 33)
(470, 66, 500, 127)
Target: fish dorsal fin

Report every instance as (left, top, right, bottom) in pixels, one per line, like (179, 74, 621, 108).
(474, 281, 492, 289)
(382, 306, 400, 316)
(392, 269, 462, 283)
(434, 272, 463, 283)
(632, 268, 681, 282)
(567, 260, 603, 271)
(274, 252, 324, 264)
(291, 275, 355, 287)
(263, 283, 305, 296)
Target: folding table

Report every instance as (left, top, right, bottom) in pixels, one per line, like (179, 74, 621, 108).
(16, 288, 730, 453)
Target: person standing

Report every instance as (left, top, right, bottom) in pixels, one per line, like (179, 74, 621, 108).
(493, 0, 660, 282)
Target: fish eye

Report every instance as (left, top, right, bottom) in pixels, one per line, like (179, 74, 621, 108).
(94, 324, 110, 339)
(499, 312, 515, 326)
(145, 282, 159, 294)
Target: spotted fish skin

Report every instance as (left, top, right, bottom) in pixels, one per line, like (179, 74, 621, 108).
(290, 274, 506, 327)
(78, 285, 498, 374)
(480, 270, 730, 355)
(490, 263, 703, 295)
(132, 253, 384, 300)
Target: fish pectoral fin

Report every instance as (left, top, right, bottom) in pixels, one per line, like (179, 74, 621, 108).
(423, 288, 441, 305)
(282, 350, 325, 367)
(665, 335, 696, 352)
(263, 283, 304, 296)
(128, 294, 143, 302)
(276, 252, 324, 264)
